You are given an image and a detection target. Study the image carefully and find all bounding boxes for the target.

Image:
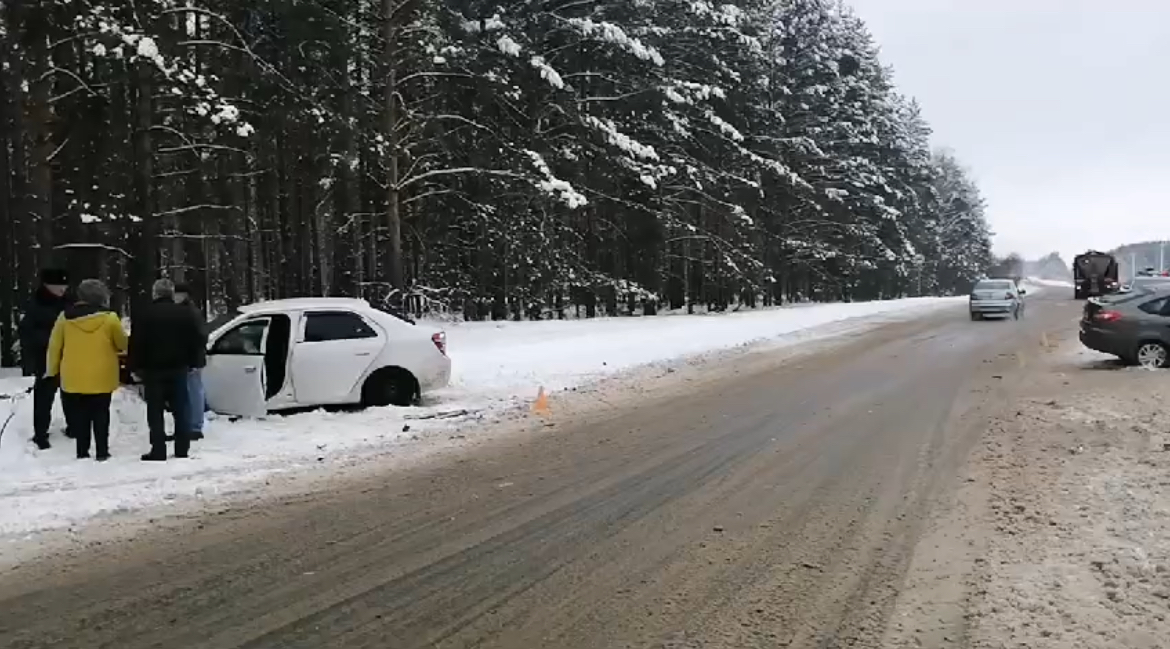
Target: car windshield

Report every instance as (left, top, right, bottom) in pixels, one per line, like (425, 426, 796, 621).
(975, 281, 1014, 291)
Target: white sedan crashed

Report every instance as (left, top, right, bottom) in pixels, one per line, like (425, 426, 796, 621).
(202, 298, 450, 417)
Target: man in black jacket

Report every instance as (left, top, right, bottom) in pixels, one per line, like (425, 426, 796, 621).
(18, 268, 70, 450)
(173, 283, 208, 441)
(128, 279, 204, 461)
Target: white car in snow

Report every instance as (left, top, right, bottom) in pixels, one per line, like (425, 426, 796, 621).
(202, 297, 450, 417)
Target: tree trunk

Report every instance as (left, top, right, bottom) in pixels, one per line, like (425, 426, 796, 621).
(24, 0, 53, 265)
(383, 0, 404, 299)
(133, 59, 156, 306)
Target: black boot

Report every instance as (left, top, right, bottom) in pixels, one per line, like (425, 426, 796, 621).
(32, 436, 51, 451)
(141, 448, 167, 462)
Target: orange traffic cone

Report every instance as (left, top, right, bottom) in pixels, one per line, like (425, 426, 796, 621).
(532, 386, 551, 416)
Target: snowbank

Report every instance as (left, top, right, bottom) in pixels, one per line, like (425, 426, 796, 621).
(0, 295, 961, 546)
(1023, 277, 1074, 290)
(441, 296, 964, 401)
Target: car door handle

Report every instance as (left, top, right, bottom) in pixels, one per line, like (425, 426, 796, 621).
(243, 366, 258, 374)
(355, 352, 371, 357)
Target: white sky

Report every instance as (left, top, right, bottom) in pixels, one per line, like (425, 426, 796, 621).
(847, 0, 1170, 262)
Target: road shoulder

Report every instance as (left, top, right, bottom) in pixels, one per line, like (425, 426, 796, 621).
(886, 326, 1170, 648)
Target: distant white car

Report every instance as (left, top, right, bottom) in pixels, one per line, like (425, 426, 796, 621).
(969, 278, 1026, 320)
(202, 298, 450, 417)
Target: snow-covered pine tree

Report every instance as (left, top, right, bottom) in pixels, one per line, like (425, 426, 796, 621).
(931, 149, 993, 292)
(0, 0, 998, 347)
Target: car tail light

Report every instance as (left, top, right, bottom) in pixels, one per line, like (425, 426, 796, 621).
(431, 332, 447, 356)
(1095, 310, 1122, 323)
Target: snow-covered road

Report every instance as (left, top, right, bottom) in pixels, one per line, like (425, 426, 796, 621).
(0, 294, 979, 550)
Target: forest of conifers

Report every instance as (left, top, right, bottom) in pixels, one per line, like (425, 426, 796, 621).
(1, 0, 994, 365)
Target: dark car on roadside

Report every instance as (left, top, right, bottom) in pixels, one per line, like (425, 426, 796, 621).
(1080, 286, 1170, 368)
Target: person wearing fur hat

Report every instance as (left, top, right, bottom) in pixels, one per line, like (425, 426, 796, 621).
(18, 268, 70, 450)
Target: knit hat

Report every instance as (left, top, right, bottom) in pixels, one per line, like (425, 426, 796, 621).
(39, 268, 68, 285)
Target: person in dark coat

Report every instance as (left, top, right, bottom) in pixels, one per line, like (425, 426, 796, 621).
(127, 279, 204, 461)
(173, 283, 208, 441)
(18, 268, 70, 450)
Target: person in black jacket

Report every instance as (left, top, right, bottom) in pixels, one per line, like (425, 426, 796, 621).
(18, 268, 70, 450)
(173, 283, 208, 441)
(128, 279, 204, 461)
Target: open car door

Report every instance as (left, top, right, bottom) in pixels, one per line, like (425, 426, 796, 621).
(204, 317, 270, 418)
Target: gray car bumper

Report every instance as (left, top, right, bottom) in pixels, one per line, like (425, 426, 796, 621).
(970, 299, 1017, 315)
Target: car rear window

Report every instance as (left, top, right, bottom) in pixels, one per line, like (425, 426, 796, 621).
(1139, 298, 1170, 315)
(975, 281, 1014, 291)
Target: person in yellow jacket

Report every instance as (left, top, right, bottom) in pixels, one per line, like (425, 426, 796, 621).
(45, 279, 128, 461)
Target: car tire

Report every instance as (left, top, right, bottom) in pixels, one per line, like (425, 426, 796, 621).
(361, 367, 420, 408)
(970, 312, 982, 321)
(1134, 342, 1170, 369)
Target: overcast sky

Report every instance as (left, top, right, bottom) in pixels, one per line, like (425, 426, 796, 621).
(847, 0, 1170, 262)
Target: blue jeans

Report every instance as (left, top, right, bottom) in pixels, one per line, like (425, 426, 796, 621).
(186, 368, 206, 433)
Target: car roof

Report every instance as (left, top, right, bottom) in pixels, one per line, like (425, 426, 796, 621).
(230, 297, 423, 331)
(238, 297, 372, 314)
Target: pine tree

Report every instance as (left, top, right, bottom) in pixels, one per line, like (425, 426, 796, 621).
(1, 0, 998, 365)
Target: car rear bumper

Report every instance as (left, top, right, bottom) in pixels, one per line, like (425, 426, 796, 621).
(970, 299, 1017, 315)
(419, 357, 452, 391)
(1079, 324, 1129, 357)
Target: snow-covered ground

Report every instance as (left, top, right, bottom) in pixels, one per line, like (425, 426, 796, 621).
(970, 345, 1170, 647)
(1024, 275, 1071, 291)
(0, 295, 962, 552)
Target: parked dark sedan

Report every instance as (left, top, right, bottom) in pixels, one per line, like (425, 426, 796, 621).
(1080, 286, 1170, 367)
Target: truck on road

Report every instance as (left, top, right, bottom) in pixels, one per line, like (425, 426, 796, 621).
(1073, 250, 1119, 299)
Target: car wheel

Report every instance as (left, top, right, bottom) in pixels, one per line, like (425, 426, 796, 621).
(361, 367, 420, 407)
(970, 312, 982, 321)
(1135, 342, 1170, 369)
